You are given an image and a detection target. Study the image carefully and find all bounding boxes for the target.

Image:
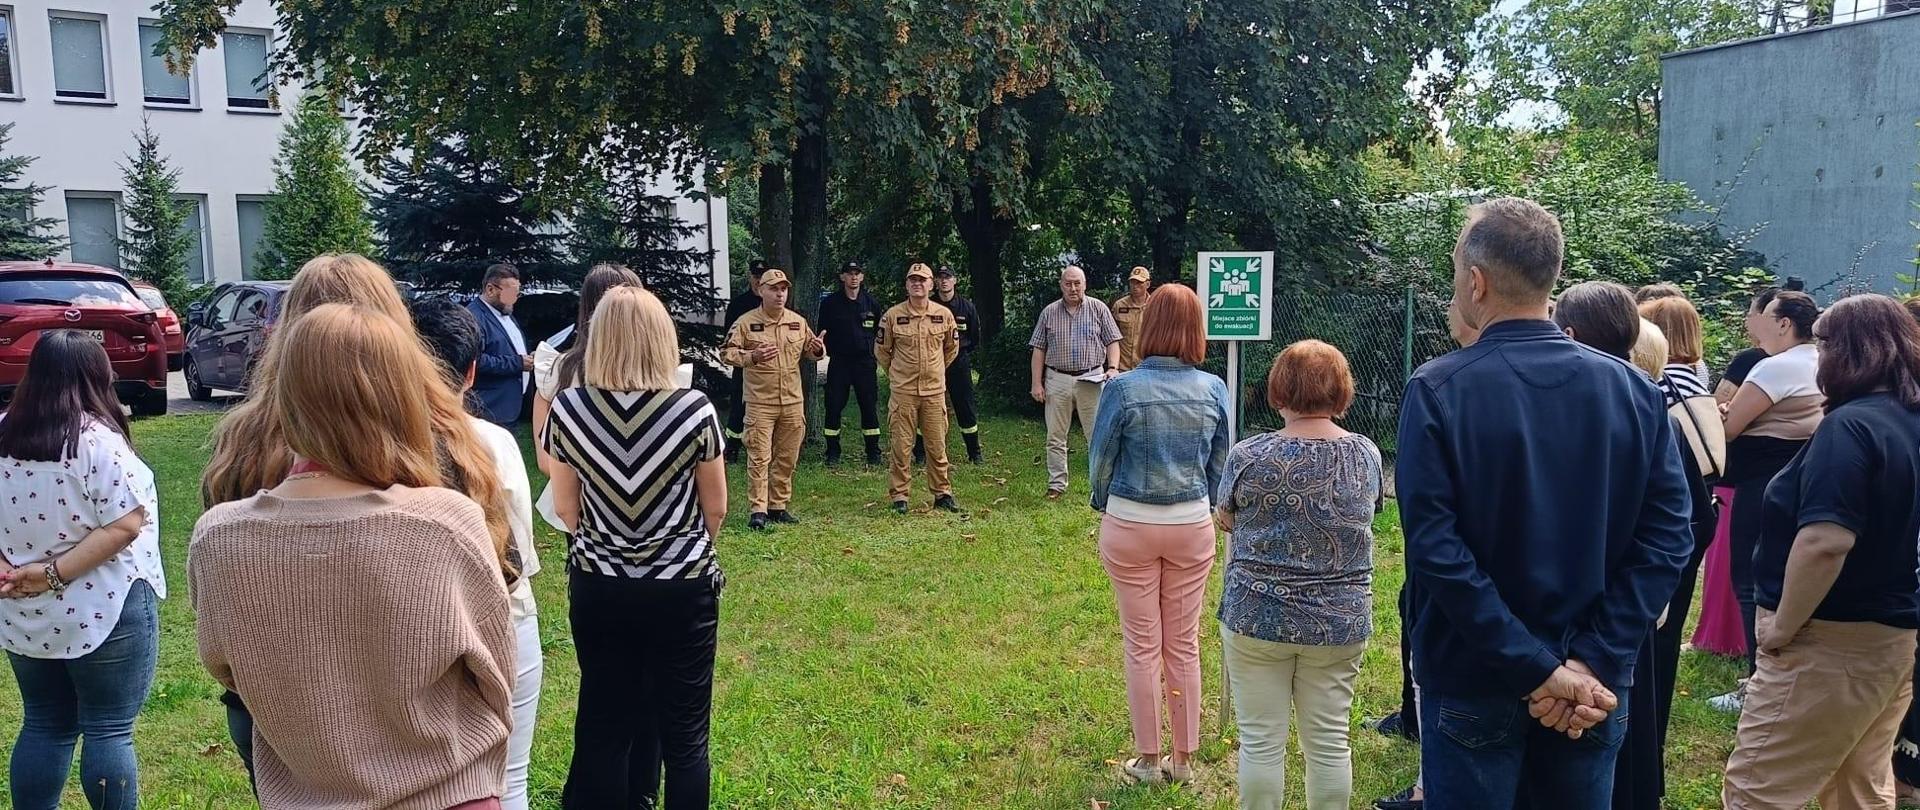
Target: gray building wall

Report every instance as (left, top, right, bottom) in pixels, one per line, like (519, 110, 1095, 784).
(1659, 11, 1920, 292)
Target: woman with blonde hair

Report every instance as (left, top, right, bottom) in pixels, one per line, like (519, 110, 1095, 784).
(190, 304, 515, 809)
(545, 286, 728, 809)
(1630, 319, 1669, 380)
(1087, 284, 1230, 786)
(198, 253, 516, 782)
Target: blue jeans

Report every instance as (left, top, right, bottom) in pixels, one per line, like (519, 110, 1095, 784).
(1419, 687, 1630, 810)
(7, 579, 158, 810)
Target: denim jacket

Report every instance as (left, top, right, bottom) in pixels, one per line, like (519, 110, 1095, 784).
(1088, 357, 1231, 511)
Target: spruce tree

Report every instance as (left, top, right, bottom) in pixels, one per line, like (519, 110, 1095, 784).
(371, 141, 562, 290)
(0, 122, 67, 261)
(568, 174, 722, 356)
(117, 120, 194, 300)
(257, 92, 374, 279)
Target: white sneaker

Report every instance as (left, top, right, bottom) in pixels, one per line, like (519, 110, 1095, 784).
(1121, 756, 1163, 785)
(1708, 679, 1749, 713)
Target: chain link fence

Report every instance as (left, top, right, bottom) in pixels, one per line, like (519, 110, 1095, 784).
(1233, 282, 1454, 466)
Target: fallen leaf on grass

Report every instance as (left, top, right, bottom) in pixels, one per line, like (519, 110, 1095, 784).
(961, 534, 977, 543)
(1103, 759, 1119, 766)
(889, 773, 908, 786)
(993, 497, 1009, 505)
(841, 547, 855, 555)
(198, 743, 223, 757)
(864, 502, 878, 509)
(1089, 801, 1110, 810)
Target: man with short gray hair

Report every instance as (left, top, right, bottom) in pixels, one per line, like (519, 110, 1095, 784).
(1029, 265, 1122, 499)
(1397, 197, 1692, 809)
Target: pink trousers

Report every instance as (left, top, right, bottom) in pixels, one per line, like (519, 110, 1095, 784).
(1098, 513, 1216, 755)
(1692, 485, 1748, 657)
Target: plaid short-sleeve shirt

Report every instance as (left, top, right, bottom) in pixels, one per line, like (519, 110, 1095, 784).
(1029, 298, 1122, 374)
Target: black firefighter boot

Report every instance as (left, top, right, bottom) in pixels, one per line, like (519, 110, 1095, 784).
(963, 431, 983, 464)
(824, 434, 843, 467)
(864, 434, 884, 467)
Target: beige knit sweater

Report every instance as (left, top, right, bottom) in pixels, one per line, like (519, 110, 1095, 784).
(190, 485, 515, 810)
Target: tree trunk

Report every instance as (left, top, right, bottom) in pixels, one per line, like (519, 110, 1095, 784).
(1140, 19, 1207, 281)
(954, 176, 1015, 342)
(756, 163, 793, 271)
(790, 70, 832, 441)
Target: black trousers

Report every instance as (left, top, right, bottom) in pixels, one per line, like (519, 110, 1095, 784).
(221, 690, 258, 795)
(726, 369, 745, 441)
(946, 352, 978, 432)
(564, 570, 719, 810)
(1396, 579, 1420, 740)
(824, 358, 880, 435)
(1728, 473, 1770, 672)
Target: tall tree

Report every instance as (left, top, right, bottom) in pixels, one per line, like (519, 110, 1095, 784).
(0, 122, 67, 261)
(567, 173, 725, 360)
(1468, 0, 1771, 144)
(256, 92, 374, 279)
(371, 141, 563, 290)
(1081, 0, 1480, 281)
(117, 120, 194, 300)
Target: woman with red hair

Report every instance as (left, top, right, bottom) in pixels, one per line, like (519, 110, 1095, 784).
(1087, 285, 1230, 786)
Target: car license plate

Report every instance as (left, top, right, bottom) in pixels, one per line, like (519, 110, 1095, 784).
(81, 330, 105, 343)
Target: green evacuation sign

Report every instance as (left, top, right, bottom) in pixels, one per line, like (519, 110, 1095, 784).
(1197, 251, 1273, 340)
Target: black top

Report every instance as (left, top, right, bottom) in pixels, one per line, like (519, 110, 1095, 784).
(724, 287, 760, 333)
(1754, 392, 1920, 629)
(1724, 347, 1768, 387)
(936, 291, 981, 354)
(1398, 319, 1692, 696)
(817, 288, 883, 362)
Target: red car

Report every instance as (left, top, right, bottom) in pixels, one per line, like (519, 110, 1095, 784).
(0, 261, 169, 416)
(131, 281, 187, 371)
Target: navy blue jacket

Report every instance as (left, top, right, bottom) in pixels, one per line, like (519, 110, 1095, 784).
(466, 296, 526, 424)
(1396, 319, 1692, 697)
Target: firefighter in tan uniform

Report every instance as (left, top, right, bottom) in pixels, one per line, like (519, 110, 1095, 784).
(876, 263, 962, 514)
(721, 269, 824, 530)
(1111, 265, 1153, 372)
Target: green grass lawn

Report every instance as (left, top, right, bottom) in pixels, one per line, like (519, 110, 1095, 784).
(0, 413, 1747, 808)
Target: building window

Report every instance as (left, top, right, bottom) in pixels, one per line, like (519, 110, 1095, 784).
(139, 21, 192, 106)
(235, 196, 267, 279)
(49, 12, 110, 101)
(64, 193, 120, 267)
(177, 195, 208, 282)
(1, 8, 20, 98)
(221, 29, 272, 109)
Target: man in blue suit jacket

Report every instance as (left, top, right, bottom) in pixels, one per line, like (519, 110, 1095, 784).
(466, 263, 532, 425)
(1396, 198, 1692, 810)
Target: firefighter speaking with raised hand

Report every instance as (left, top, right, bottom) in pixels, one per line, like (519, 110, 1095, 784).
(721, 269, 824, 530)
(876, 263, 962, 514)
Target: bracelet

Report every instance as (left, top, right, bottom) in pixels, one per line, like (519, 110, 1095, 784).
(44, 561, 68, 594)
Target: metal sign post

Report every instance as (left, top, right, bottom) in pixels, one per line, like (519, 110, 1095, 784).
(1194, 250, 1274, 736)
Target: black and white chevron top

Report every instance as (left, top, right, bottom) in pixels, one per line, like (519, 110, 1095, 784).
(545, 386, 724, 580)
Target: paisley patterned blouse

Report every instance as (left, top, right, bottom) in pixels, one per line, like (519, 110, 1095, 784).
(1216, 432, 1381, 646)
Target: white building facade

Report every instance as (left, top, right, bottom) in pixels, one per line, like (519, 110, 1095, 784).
(0, 0, 728, 290)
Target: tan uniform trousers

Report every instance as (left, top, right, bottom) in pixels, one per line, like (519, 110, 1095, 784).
(744, 402, 805, 513)
(1723, 609, 1918, 810)
(888, 392, 951, 502)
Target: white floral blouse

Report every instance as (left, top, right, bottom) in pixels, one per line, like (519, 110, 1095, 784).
(0, 421, 164, 659)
